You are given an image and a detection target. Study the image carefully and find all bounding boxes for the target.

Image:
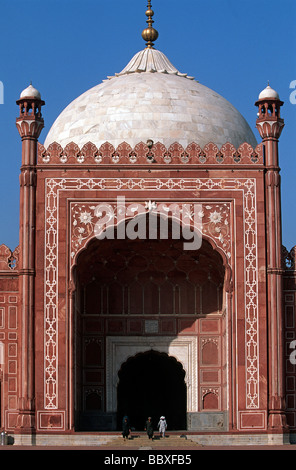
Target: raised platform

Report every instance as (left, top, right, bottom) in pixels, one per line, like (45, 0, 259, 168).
(10, 431, 293, 447)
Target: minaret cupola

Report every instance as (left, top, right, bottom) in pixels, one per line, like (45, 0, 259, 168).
(255, 84, 284, 141)
(16, 83, 45, 140)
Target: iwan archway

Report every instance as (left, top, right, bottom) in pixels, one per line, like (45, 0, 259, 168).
(73, 218, 230, 432)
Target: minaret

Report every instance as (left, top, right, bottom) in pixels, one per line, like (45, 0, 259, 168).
(15, 84, 45, 432)
(255, 85, 286, 429)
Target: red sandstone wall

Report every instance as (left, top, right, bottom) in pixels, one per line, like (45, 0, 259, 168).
(0, 244, 19, 429)
(31, 140, 269, 432)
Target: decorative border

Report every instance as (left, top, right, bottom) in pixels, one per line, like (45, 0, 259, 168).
(44, 177, 258, 410)
(38, 141, 263, 166)
(282, 245, 296, 271)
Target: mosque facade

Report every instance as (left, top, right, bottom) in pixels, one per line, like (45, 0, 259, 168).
(0, 3, 296, 445)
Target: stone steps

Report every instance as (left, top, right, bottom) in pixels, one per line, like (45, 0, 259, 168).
(99, 433, 202, 449)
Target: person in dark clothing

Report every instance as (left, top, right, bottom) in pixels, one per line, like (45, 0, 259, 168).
(144, 416, 154, 440)
(122, 416, 131, 440)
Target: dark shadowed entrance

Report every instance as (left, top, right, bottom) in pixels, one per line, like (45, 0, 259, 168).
(117, 350, 187, 431)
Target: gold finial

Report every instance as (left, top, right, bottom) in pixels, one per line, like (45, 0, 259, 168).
(141, 1, 159, 49)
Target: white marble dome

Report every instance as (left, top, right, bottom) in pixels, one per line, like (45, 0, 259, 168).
(258, 84, 280, 100)
(20, 83, 41, 100)
(44, 48, 257, 150)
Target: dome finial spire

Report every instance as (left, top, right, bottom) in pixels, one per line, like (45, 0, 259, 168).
(141, 1, 159, 49)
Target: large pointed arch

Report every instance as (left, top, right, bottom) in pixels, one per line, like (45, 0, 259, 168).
(71, 211, 233, 294)
(71, 212, 231, 431)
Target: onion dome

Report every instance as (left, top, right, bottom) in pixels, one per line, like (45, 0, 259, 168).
(20, 83, 41, 100)
(258, 84, 280, 100)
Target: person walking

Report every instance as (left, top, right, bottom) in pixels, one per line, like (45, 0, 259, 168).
(122, 416, 131, 441)
(144, 416, 154, 440)
(158, 416, 167, 438)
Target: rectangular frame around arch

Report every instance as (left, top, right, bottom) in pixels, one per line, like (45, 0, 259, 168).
(43, 176, 259, 418)
(105, 335, 198, 413)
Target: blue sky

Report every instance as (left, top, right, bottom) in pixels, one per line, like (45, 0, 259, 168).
(0, 0, 295, 251)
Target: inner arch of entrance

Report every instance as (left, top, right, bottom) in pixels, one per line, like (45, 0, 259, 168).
(117, 350, 187, 430)
(72, 216, 231, 431)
